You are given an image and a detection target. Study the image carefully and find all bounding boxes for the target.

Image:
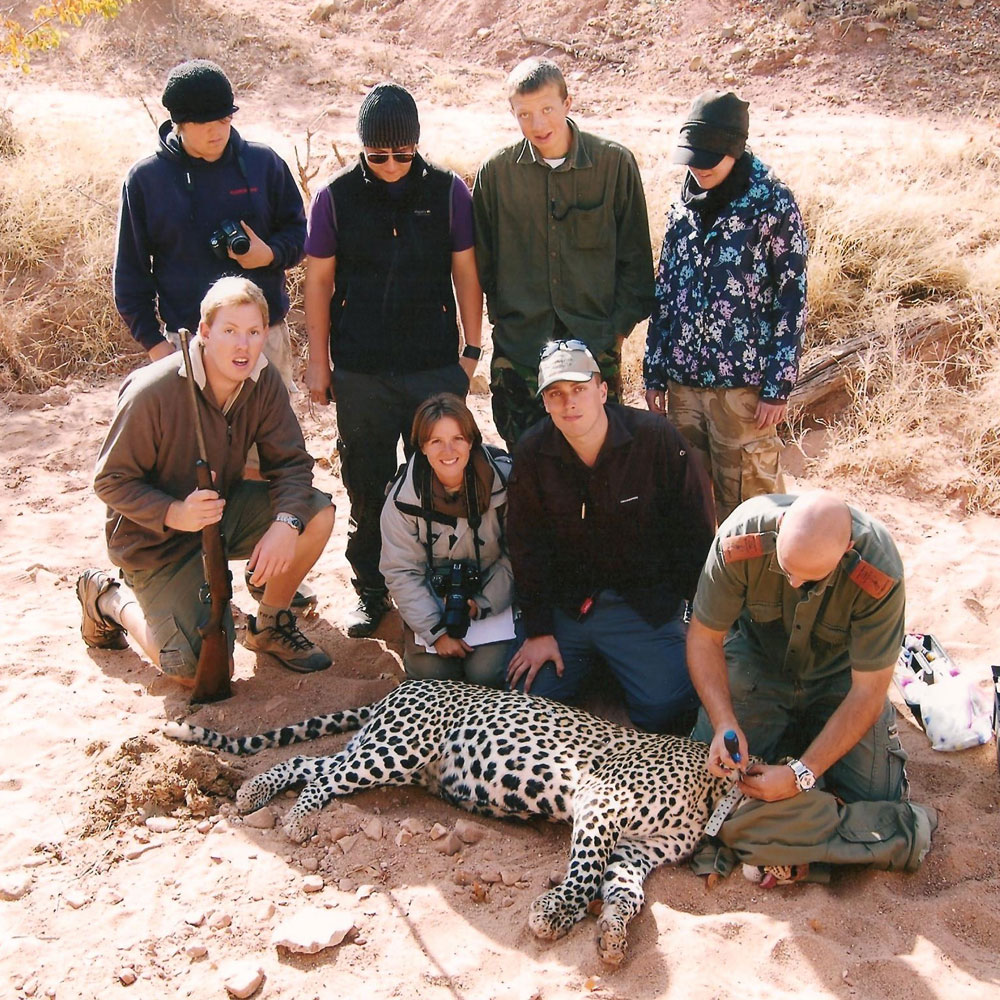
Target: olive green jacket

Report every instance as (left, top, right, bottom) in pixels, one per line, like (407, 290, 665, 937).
(472, 119, 654, 367)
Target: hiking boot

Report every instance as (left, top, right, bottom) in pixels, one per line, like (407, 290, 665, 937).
(76, 569, 128, 650)
(345, 590, 391, 639)
(244, 609, 331, 673)
(244, 567, 318, 611)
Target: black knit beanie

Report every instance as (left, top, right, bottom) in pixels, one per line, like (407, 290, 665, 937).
(672, 91, 750, 169)
(162, 60, 239, 124)
(356, 84, 420, 148)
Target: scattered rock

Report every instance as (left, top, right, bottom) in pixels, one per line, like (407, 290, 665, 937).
(476, 27, 492, 39)
(454, 819, 487, 844)
(720, 23, 737, 39)
(429, 822, 448, 841)
(399, 816, 425, 835)
(435, 832, 463, 856)
(914, 15, 936, 28)
(480, 869, 501, 884)
(337, 877, 357, 893)
(0, 872, 32, 900)
(117, 968, 136, 986)
(394, 829, 413, 847)
(145, 816, 178, 834)
(271, 909, 356, 953)
(356, 884, 375, 901)
(500, 870, 520, 887)
(324, 826, 350, 844)
(64, 889, 89, 909)
(208, 911, 232, 929)
(301, 856, 320, 872)
(223, 962, 264, 998)
(196, 820, 212, 834)
(308, 0, 339, 22)
(184, 911, 206, 927)
(452, 869, 473, 886)
(362, 817, 384, 840)
(337, 833, 361, 855)
(957, 0, 974, 8)
(729, 44, 750, 62)
(186, 942, 208, 959)
(688, 55, 704, 72)
(302, 875, 325, 893)
(242, 808, 275, 830)
(255, 901, 276, 921)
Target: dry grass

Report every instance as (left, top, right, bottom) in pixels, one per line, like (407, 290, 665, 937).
(0, 122, 140, 392)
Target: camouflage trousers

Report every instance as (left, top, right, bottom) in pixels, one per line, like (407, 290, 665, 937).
(666, 382, 784, 525)
(491, 348, 622, 450)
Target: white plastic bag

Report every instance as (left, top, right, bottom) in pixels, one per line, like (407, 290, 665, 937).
(902, 673, 993, 752)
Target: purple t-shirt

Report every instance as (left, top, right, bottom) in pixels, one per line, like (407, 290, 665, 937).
(305, 171, 474, 258)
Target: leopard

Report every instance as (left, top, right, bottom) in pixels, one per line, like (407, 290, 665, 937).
(165, 678, 736, 966)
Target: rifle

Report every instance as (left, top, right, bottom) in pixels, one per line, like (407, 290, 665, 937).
(179, 328, 233, 703)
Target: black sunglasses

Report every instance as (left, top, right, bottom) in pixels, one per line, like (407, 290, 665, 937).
(365, 151, 417, 164)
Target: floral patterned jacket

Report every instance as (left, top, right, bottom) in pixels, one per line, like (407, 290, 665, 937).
(644, 155, 808, 400)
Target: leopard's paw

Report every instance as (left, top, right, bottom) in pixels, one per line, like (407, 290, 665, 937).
(236, 774, 275, 813)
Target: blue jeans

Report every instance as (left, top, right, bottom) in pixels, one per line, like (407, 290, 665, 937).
(511, 591, 696, 732)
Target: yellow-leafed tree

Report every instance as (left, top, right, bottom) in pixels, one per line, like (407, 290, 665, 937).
(2, 1, 131, 70)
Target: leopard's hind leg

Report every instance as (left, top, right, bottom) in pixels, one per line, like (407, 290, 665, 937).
(595, 838, 664, 967)
(528, 788, 622, 942)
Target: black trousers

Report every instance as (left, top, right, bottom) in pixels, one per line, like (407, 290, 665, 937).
(333, 364, 469, 594)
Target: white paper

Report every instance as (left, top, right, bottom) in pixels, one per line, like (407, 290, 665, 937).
(418, 605, 516, 653)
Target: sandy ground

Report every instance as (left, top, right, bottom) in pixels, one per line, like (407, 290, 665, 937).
(3, 1, 1000, 997)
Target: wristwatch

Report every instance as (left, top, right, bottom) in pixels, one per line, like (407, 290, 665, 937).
(462, 344, 483, 360)
(787, 758, 816, 792)
(274, 512, 304, 534)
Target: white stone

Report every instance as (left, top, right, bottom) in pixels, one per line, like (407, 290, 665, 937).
(435, 832, 463, 857)
(398, 816, 425, 835)
(394, 829, 413, 847)
(500, 870, 519, 886)
(361, 817, 384, 840)
(64, 889, 89, 909)
(271, 908, 356, 953)
(145, 816, 178, 833)
(242, 808, 275, 830)
(0, 872, 32, 900)
(355, 884, 375, 901)
(196, 820, 212, 834)
(429, 822, 448, 841)
(186, 942, 208, 958)
(208, 911, 232, 929)
(223, 961, 264, 998)
(302, 875, 325, 893)
(184, 911, 206, 927)
(454, 819, 486, 844)
(337, 833, 360, 855)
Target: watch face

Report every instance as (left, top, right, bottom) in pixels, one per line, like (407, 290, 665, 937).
(790, 760, 815, 791)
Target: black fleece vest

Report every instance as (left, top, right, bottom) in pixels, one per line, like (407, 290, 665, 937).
(327, 155, 457, 374)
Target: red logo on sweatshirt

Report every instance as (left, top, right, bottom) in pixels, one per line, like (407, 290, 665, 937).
(229, 187, 260, 195)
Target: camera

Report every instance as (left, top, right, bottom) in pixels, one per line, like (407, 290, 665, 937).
(430, 561, 481, 639)
(209, 219, 251, 260)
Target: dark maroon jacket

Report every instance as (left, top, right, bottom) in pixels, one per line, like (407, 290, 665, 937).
(507, 403, 715, 637)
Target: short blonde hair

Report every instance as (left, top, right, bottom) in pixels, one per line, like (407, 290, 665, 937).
(200, 276, 269, 328)
(506, 57, 567, 102)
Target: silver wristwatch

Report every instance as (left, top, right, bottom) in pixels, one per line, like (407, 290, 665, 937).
(274, 512, 304, 534)
(787, 758, 816, 792)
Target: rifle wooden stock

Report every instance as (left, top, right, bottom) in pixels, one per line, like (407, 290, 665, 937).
(179, 329, 233, 703)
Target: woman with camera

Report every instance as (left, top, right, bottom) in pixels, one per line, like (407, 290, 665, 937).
(380, 394, 515, 686)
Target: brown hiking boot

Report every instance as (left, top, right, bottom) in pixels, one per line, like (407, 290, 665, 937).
(244, 610, 331, 673)
(76, 569, 128, 650)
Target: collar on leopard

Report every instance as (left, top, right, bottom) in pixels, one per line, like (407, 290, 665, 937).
(704, 783, 744, 838)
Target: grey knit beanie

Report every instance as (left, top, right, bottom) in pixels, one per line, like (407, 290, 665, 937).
(356, 84, 420, 148)
(162, 60, 238, 124)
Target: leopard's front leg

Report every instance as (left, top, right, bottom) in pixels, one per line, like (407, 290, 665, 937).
(236, 754, 328, 813)
(595, 839, 663, 966)
(529, 790, 622, 942)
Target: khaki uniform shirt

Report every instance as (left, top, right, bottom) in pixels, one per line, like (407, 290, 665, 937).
(693, 495, 905, 680)
(472, 120, 654, 367)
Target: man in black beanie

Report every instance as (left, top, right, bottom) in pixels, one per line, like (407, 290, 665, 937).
(114, 59, 306, 389)
(644, 90, 809, 524)
(303, 83, 484, 638)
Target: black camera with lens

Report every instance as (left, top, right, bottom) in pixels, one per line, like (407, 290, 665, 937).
(209, 219, 251, 260)
(430, 561, 481, 639)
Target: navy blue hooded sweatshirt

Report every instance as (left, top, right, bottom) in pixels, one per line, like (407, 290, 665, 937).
(114, 122, 306, 351)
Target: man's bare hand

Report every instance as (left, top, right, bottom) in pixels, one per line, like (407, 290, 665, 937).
(755, 399, 787, 430)
(246, 521, 298, 587)
(645, 388, 666, 415)
(165, 488, 225, 532)
(739, 762, 801, 802)
(305, 361, 334, 406)
(507, 634, 563, 693)
(229, 220, 275, 269)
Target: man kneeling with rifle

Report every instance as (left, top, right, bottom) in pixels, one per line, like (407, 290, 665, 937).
(79, 276, 334, 693)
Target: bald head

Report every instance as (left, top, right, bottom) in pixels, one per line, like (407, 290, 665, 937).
(775, 491, 853, 588)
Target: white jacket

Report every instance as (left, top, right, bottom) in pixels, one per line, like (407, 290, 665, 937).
(379, 447, 513, 648)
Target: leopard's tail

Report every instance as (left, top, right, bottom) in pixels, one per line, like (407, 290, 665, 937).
(163, 705, 373, 755)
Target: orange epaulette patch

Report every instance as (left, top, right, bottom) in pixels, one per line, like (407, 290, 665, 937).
(722, 533, 766, 564)
(849, 558, 896, 599)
